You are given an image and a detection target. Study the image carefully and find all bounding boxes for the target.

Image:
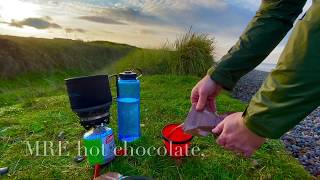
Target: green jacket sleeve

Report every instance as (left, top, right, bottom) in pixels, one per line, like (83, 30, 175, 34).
(244, 2, 320, 139)
(208, 0, 307, 90)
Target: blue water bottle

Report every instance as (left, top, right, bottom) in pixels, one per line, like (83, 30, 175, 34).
(117, 71, 141, 142)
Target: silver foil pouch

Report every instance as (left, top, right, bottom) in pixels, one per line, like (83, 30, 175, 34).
(183, 106, 233, 137)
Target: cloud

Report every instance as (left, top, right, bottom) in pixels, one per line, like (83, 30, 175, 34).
(65, 27, 86, 33)
(9, 17, 61, 29)
(43, 15, 52, 20)
(113, 0, 227, 13)
(102, 30, 114, 34)
(78, 1, 253, 34)
(140, 29, 158, 35)
(89, 7, 167, 26)
(82, 1, 228, 27)
(79, 16, 126, 25)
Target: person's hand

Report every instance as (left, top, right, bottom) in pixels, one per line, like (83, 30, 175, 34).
(212, 112, 265, 157)
(191, 75, 222, 112)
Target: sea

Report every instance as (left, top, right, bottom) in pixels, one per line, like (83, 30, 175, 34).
(255, 63, 276, 72)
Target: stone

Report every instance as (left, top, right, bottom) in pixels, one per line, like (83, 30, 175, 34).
(74, 155, 85, 163)
(57, 131, 65, 140)
(0, 167, 8, 175)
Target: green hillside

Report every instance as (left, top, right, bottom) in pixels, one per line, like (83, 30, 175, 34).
(0, 35, 135, 78)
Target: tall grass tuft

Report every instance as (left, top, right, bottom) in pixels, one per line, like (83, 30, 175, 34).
(114, 29, 216, 76)
(173, 29, 215, 76)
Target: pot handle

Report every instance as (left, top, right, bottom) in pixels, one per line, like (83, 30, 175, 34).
(129, 68, 142, 79)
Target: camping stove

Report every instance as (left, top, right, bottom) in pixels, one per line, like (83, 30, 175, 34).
(65, 74, 112, 129)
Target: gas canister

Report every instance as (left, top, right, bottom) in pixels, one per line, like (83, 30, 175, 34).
(83, 126, 115, 166)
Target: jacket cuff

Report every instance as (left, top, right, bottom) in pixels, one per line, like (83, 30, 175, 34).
(207, 67, 235, 91)
(243, 111, 282, 139)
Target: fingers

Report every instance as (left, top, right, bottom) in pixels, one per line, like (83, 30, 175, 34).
(216, 135, 227, 146)
(219, 135, 254, 157)
(196, 90, 208, 111)
(225, 142, 253, 157)
(207, 98, 216, 112)
(212, 121, 224, 135)
(243, 149, 253, 158)
(191, 75, 219, 111)
(218, 137, 253, 157)
(190, 87, 198, 105)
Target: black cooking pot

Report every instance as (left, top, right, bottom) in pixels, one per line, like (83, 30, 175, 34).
(65, 75, 112, 129)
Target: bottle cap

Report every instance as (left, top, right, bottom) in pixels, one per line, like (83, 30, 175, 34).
(119, 71, 137, 80)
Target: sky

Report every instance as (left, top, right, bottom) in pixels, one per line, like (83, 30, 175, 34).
(0, 0, 312, 65)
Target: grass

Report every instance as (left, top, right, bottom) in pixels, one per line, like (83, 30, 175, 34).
(112, 48, 175, 74)
(0, 73, 311, 179)
(0, 70, 85, 107)
(0, 35, 135, 78)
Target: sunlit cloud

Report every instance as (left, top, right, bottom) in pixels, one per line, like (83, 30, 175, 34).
(0, 0, 40, 21)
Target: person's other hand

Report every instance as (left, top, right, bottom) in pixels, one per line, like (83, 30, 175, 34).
(212, 112, 266, 157)
(191, 75, 222, 112)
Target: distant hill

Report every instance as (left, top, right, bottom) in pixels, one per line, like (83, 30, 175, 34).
(0, 35, 136, 78)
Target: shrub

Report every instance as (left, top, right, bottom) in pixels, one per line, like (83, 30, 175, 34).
(173, 29, 215, 76)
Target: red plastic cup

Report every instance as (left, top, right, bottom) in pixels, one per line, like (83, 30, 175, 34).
(161, 123, 193, 158)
